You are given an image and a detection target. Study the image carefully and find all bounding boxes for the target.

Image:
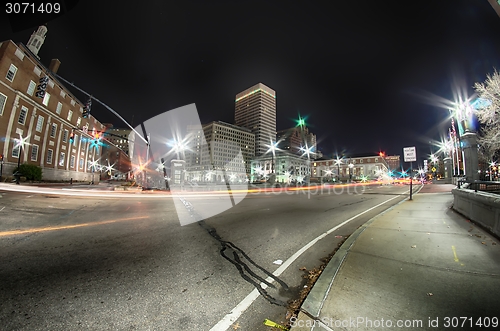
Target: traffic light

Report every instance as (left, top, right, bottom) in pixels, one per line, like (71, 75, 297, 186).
(69, 131, 75, 144)
(0, 154, 3, 162)
(35, 76, 49, 98)
(83, 98, 92, 118)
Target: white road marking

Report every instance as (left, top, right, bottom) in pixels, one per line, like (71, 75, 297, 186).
(0, 206, 5, 211)
(209, 194, 401, 331)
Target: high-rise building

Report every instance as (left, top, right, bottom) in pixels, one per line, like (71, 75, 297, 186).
(235, 83, 276, 156)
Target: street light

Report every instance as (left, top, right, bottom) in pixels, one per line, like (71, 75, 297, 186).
(348, 162, 354, 182)
(334, 156, 343, 182)
(13, 134, 29, 184)
(265, 140, 280, 174)
(490, 161, 497, 181)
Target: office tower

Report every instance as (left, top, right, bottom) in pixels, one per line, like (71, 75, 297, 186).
(235, 83, 276, 156)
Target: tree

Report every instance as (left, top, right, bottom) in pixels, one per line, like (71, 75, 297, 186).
(473, 69, 500, 159)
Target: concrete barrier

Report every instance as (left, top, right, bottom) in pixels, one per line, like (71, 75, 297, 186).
(452, 188, 500, 237)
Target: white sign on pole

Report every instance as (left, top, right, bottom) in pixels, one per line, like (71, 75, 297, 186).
(403, 147, 417, 162)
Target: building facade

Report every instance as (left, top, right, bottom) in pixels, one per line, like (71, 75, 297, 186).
(235, 83, 276, 156)
(384, 155, 401, 171)
(0, 36, 113, 182)
(277, 125, 317, 156)
(250, 150, 311, 183)
(185, 121, 255, 182)
(311, 155, 390, 181)
(105, 126, 132, 156)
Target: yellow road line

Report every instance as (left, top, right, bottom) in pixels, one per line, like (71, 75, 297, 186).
(0, 216, 149, 237)
(451, 245, 459, 262)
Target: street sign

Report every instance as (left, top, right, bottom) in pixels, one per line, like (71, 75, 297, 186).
(423, 160, 428, 173)
(432, 167, 436, 172)
(403, 147, 417, 162)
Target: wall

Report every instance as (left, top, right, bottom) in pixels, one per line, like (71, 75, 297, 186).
(452, 188, 500, 237)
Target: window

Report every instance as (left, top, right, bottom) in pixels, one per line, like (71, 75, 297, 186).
(50, 123, 57, 138)
(0, 93, 6, 116)
(70, 155, 75, 168)
(6, 64, 17, 82)
(47, 149, 53, 164)
(56, 102, 62, 114)
(43, 92, 50, 106)
(79, 158, 84, 169)
(35, 115, 44, 132)
(67, 110, 73, 121)
(33, 66, 41, 76)
(76, 117, 81, 126)
(62, 129, 68, 143)
(18, 106, 28, 125)
(59, 152, 65, 166)
(12, 140, 20, 158)
(31, 145, 39, 161)
(73, 134, 78, 146)
(27, 80, 36, 96)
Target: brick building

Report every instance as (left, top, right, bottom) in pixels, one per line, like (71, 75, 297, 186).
(0, 27, 124, 182)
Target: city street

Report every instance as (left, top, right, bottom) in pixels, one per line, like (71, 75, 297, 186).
(0, 183, 417, 330)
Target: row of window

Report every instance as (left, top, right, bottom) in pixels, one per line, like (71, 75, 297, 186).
(5, 58, 86, 124)
(11, 141, 92, 170)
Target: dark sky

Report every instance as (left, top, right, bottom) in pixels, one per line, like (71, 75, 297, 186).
(2, 0, 500, 162)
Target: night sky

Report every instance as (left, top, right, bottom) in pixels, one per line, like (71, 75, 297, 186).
(2, 0, 500, 162)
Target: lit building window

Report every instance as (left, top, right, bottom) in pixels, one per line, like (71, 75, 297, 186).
(43, 92, 50, 106)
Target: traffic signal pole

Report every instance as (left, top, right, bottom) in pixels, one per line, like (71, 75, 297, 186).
(53, 73, 148, 145)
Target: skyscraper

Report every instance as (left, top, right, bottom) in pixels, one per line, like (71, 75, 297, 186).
(235, 83, 276, 156)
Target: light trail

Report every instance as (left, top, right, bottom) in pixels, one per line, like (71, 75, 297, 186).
(0, 216, 150, 237)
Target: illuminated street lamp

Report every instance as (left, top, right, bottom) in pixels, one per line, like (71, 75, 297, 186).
(490, 161, 497, 181)
(13, 134, 29, 184)
(265, 140, 280, 174)
(348, 162, 354, 182)
(334, 156, 343, 181)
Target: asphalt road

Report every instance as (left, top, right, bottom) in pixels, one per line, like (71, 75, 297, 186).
(0, 183, 417, 331)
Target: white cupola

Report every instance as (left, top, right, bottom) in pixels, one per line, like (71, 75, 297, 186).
(27, 25, 48, 58)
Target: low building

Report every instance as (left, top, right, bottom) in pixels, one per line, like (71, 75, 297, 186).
(311, 154, 390, 181)
(384, 155, 401, 171)
(250, 150, 311, 183)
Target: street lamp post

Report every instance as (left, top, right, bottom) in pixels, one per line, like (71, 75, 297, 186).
(335, 156, 343, 182)
(348, 162, 354, 182)
(14, 134, 28, 184)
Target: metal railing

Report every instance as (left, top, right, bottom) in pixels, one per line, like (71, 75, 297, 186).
(457, 179, 500, 193)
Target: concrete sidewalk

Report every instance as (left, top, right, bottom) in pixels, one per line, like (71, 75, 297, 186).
(292, 184, 500, 330)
